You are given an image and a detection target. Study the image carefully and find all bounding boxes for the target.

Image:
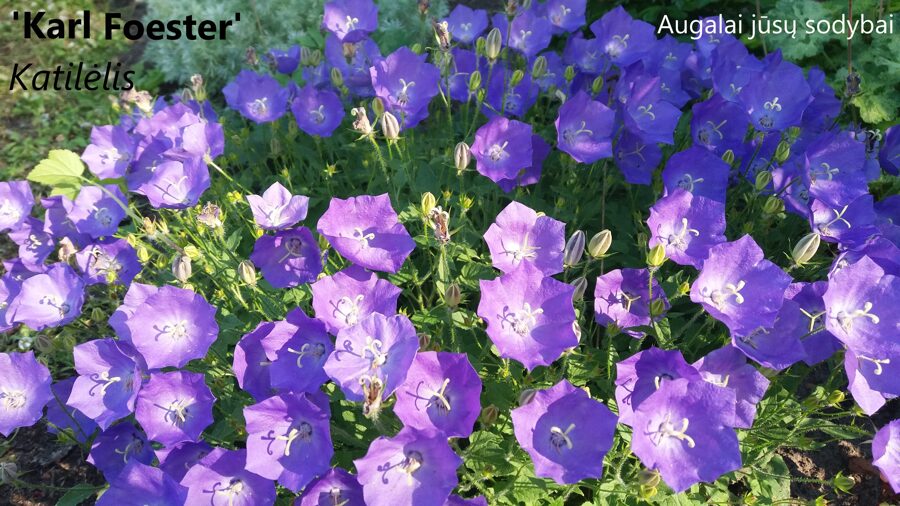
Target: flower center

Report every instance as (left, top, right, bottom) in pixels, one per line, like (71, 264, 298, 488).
(88, 371, 122, 396)
(328, 488, 350, 506)
(549, 423, 575, 452)
(154, 175, 190, 205)
(637, 104, 656, 121)
(427, 378, 452, 413)
(857, 354, 890, 375)
(401, 450, 423, 479)
(161, 399, 190, 427)
(160, 320, 189, 341)
(0, 200, 21, 222)
(665, 217, 700, 250)
(93, 206, 113, 227)
(811, 162, 840, 183)
(676, 173, 704, 192)
(99, 147, 123, 164)
(0, 390, 26, 410)
(397, 79, 416, 106)
(248, 98, 269, 118)
(345, 15, 359, 31)
(698, 120, 727, 146)
(309, 105, 326, 124)
(211, 478, 245, 506)
(517, 29, 532, 48)
(551, 5, 572, 24)
(486, 141, 509, 162)
(649, 413, 695, 448)
(274, 421, 313, 457)
(284, 237, 305, 257)
(39, 295, 71, 317)
(702, 280, 746, 310)
(704, 374, 730, 388)
(500, 232, 539, 263)
(763, 97, 782, 112)
(502, 303, 544, 336)
(562, 121, 594, 145)
(114, 435, 145, 464)
(619, 291, 642, 312)
(606, 34, 630, 58)
(817, 205, 852, 236)
(334, 294, 364, 326)
(352, 227, 376, 247)
(834, 301, 880, 332)
(288, 342, 327, 368)
(363, 336, 387, 369)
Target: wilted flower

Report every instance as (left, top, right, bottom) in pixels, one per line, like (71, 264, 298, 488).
(246, 182, 310, 231)
(223, 70, 290, 123)
(134, 370, 215, 446)
(555, 91, 615, 164)
(250, 227, 323, 288)
(180, 448, 277, 506)
(0, 351, 52, 436)
(297, 467, 364, 506)
(594, 268, 670, 337)
(484, 201, 565, 276)
(45, 377, 98, 443)
(123, 285, 219, 369)
(317, 194, 416, 273)
(8, 263, 84, 331)
(323, 0, 378, 42)
(647, 189, 727, 268)
(87, 422, 155, 480)
(351, 107, 374, 136)
(68, 338, 144, 430)
(354, 427, 462, 506)
(95, 462, 187, 506)
(292, 85, 345, 137)
(692, 346, 770, 428)
(444, 5, 488, 44)
(244, 391, 333, 492)
(196, 202, 223, 229)
(311, 265, 401, 334)
(394, 351, 483, 438)
(478, 262, 578, 370)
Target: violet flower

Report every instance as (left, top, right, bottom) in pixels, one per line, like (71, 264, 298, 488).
(250, 227, 323, 289)
(297, 467, 365, 506)
(370, 47, 441, 129)
(471, 117, 534, 189)
(158, 441, 212, 482)
(180, 448, 277, 506)
(133, 158, 211, 209)
(223, 70, 290, 124)
(508, 11, 552, 60)
(662, 146, 730, 203)
(546, 0, 586, 33)
(134, 370, 215, 446)
(74, 238, 141, 286)
(46, 377, 98, 443)
(268, 309, 334, 394)
(96, 462, 187, 506)
(692, 346, 769, 429)
(0, 181, 34, 233)
(614, 347, 702, 427)
(594, 268, 669, 337)
(269, 45, 301, 74)
(323, 0, 378, 42)
(233, 322, 278, 401)
(8, 263, 84, 331)
(555, 91, 615, 164)
(246, 182, 310, 231)
(8, 217, 54, 270)
(614, 131, 662, 185)
(647, 189, 726, 268)
(740, 57, 811, 132)
(785, 281, 842, 366)
(445, 5, 488, 44)
(589, 6, 657, 67)
(87, 422, 155, 480)
(483, 201, 565, 276)
(0, 351, 52, 437)
(68, 338, 144, 430)
(873, 420, 900, 493)
(108, 282, 159, 344)
(291, 85, 345, 137)
(311, 265, 401, 334)
(81, 124, 135, 179)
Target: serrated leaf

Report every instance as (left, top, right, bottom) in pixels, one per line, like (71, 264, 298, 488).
(28, 149, 85, 188)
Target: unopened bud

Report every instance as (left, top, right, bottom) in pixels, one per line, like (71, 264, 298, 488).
(572, 276, 587, 302)
(454, 142, 471, 174)
(638, 469, 661, 488)
(239, 260, 257, 286)
(591, 75, 604, 95)
(678, 281, 691, 296)
(57, 237, 77, 262)
(381, 111, 400, 141)
(649, 298, 666, 317)
(330, 67, 344, 88)
(485, 28, 502, 60)
(444, 283, 461, 308)
(509, 69, 525, 88)
(791, 233, 820, 266)
(421, 192, 437, 216)
(647, 244, 667, 267)
(722, 149, 735, 165)
(775, 140, 791, 163)
(518, 389, 537, 406)
(531, 55, 548, 79)
(564, 230, 585, 267)
(0, 462, 18, 485)
(172, 254, 192, 283)
(411, 43, 423, 54)
(475, 36, 486, 57)
(245, 46, 259, 66)
(142, 217, 157, 236)
(190, 74, 206, 101)
(137, 245, 150, 264)
(826, 389, 845, 405)
(418, 333, 432, 350)
(755, 170, 772, 191)
(371, 97, 385, 118)
(468, 70, 482, 93)
(588, 230, 612, 258)
(183, 245, 201, 260)
(762, 195, 784, 215)
(33, 334, 53, 353)
(480, 404, 499, 426)
(564, 65, 575, 82)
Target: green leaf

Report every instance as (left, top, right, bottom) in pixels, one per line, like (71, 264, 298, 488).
(851, 90, 900, 125)
(56, 483, 100, 506)
(28, 149, 85, 189)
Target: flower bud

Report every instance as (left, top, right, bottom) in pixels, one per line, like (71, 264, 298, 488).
(827, 389, 845, 406)
(238, 260, 257, 286)
(638, 469, 661, 488)
(563, 230, 585, 267)
(564, 65, 575, 82)
(647, 244, 667, 267)
(172, 254, 192, 283)
(588, 230, 612, 258)
(90, 307, 105, 323)
(518, 389, 537, 406)
(33, 334, 53, 353)
(142, 217, 157, 236)
(480, 404, 499, 426)
(411, 43, 423, 54)
(649, 299, 666, 317)
(762, 195, 784, 215)
(330, 67, 344, 88)
(421, 192, 437, 216)
(183, 245, 201, 260)
(791, 232, 820, 266)
(444, 283, 462, 308)
(571, 276, 587, 302)
(418, 333, 432, 350)
(485, 28, 502, 60)
(509, 69, 525, 88)
(57, 237, 77, 262)
(475, 36, 486, 57)
(0, 462, 18, 485)
(381, 111, 400, 141)
(137, 245, 150, 264)
(754, 170, 772, 191)
(775, 140, 791, 163)
(531, 55, 548, 79)
(468, 70, 482, 93)
(454, 142, 471, 174)
(591, 75, 604, 95)
(371, 97, 385, 118)
(721, 149, 735, 165)
(678, 281, 691, 296)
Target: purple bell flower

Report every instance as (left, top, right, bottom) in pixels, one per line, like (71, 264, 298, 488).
(534, 51, 565, 91)
(471, 117, 534, 190)
(785, 281, 842, 365)
(691, 94, 750, 155)
(68, 185, 128, 239)
(0, 274, 19, 332)
(246, 182, 310, 231)
(224, 70, 290, 124)
(8, 263, 84, 331)
(41, 195, 90, 247)
(555, 91, 615, 164)
(844, 348, 895, 415)
(134, 370, 215, 446)
(589, 6, 657, 67)
(508, 11, 552, 60)
(180, 448, 277, 506)
(804, 133, 868, 207)
(879, 125, 900, 176)
(511, 379, 617, 484)
(446, 496, 488, 506)
(9, 217, 55, 270)
(133, 158, 211, 209)
(123, 285, 219, 369)
(594, 268, 669, 337)
(108, 282, 158, 344)
(562, 35, 605, 76)
(739, 57, 811, 132)
(74, 238, 141, 286)
(370, 47, 441, 129)
(647, 189, 726, 268)
(0, 181, 34, 233)
(483, 69, 539, 119)
(731, 297, 811, 371)
(269, 45, 301, 74)
(296, 467, 365, 506)
(324, 35, 382, 97)
(68, 338, 144, 430)
(88, 422, 155, 480)
(311, 265, 401, 334)
(157, 441, 212, 482)
(478, 262, 578, 370)
(692, 346, 769, 429)
(662, 145, 730, 203)
(317, 194, 415, 273)
(445, 5, 488, 44)
(268, 309, 334, 394)
(614, 131, 662, 185)
(394, 351, 483, 438)
(873, 420, 900, 493)
(324, 313, 418, 405)
(614, 347, 702, 427)
(630, 379, 741, 493)
(244, 391, 333, 492)
(622, 76, 681, 145)
(691, 235, 792, 336)
(291, 85, 345, 137)
(546, 0, 586, 33)
(96, 462, 188, 506)
(354, 427, 462, 506)
(46, 377, 98, 443)
(0, 351, 52, 436)
(81, 125, 135, 179)
(323, 0, 378, 43)
(250, 227, 323, 288)
(483, 201, 565, 276)
(810, 194, 879, 249)
(233, 322, 278, 401)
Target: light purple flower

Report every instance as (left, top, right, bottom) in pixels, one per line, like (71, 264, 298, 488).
(873, 420, 900, 493)
(478, 262, 578, 370)
(445, 5, 488, 44)
(74, 238, 141, 286)
(630, 379, 741, 493)
(81, 125, 135, 179)
(269, 45, 301, 74)
(108, 282, 159, 343)
(291, 85, 345, 137)
(512, 379, 616, 484)
(88, 422, 155, 480)
(311, 265, 401, 334)
(647, 189, 726, 268)
(555, 91, 615, 164)
(135, 370, 215, 446)
(824, 256, 899, 354)
(268, 309, 334, 394)
(8, 217, 54, 270)
(297, 467, 365, 506)
(590, 6, 657, 67)
(370, 47, 441, 129)
(810, 194, 879, 249)
(508, 11, 552, 59)
(224, 70, 290, 123)
(180, 448, 277, 506)
(662, 146, 730, 203)
(323, 0, 378, 42)
(124, 285, 219, 369)
(0, 351, 52, 436)
(785, 281, 842, 366)
(546, 0, 586, 33)
(471, 117, 533, 188)
(46, 377, 98, 443)
(594, 268, 669, 337)
(8, 263, 84, 331)
(446, 496, 488, 506)
(354, 427, 462, 506)
(483, 201, 565, 276)
(731, 298, 812, 371)
(739, 58, 811, 132)
(691, 94, 750, 155)
(844, 349, 895, 415)
(614, 347, 702, 427)
(691, 235, 792, 336)
(232, 321, 280, 401)
(0, 181, 34, 232)
(317, 194, 415, 273)
(324, 313, 418, 404)
(250, 227, 323, 288)
(394, 351, 483, 438)
(692, 346, 769, 429)
(158, 441, 212, 482)
(244, 391, 333, 492)
(134, 158, 211, 209)
(96, 462, 188, 506)
(246, 182, 310, 230)
(68, 338, 144, 430)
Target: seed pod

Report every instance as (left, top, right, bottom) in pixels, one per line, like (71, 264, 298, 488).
(791, 232, 820, 266)
(762, 195, 784, 215)
(647, 244, 667, 267)
(371, 97, 385, 118)
(531, 55, 547, 79)
(444, 283, 461, 308)
(433, 20, 451, 51)
(421, 192, 437, 216)
(485, 28, 502, 60)
(351, 107, 373, 136)
(330, 67, 344, 88)
(411, 43, 423, 54)
(172, 254, 192, 283)
(564, 230, 586, 267)
(638, 469, 661, 488)
(454, 142, 471, 174)
(591, 75, 604, 95)
(721, 149, 735, 165)
(571, 276, 587, 302)
(755, 170, 772, 191)
(564, 65, 575, 82)
(381, 111, 400, 141)
(518, 389, 537, 406)
(775, 140, 791, 163)
(509, 69, 525, 88)
(588, 230, 612, 258)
